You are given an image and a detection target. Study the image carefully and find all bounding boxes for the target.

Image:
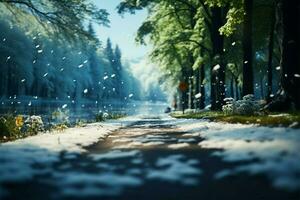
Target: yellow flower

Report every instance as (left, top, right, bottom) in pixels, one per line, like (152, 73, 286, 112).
(15, 115, 24, 127)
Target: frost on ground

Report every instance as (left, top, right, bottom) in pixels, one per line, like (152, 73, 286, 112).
(178, 119, 300, 191)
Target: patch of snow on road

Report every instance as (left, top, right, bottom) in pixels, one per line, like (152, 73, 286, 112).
(147, 154, 201, 185)
(168, 143, 190, 149)
(176, 118, 300, 191)
(53, 172, 142, 197)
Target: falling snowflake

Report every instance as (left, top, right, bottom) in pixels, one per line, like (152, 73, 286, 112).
(33, 60, 36, 64)
(83, 60, 88, 64)
(21, 79, 26, 83)
(37, 50, 43, 54)
(195, 93, 202, 99)
(3, 38, 6, 42)
(83, 89, 88, 94)
(6, 56, 11, 61)
(60, 68, 64, 72)
(231, 42, 236, 46)
(213, 64, 220, 71)
(276, 66, 281, 70)
(43, 73, 48, 77)
(35, 45, 40, 48)
(103, 76, 109, 80)
(129, 94, 134, 98)
(295, 74, 300, 78)
(112, 88, 116, 92)
(62, 57, 66, 60)
(78, 64, 84, 68)
(51, 50, 54, 54)
(111, 74, 116, 78)
(244, 60, 248, 64)
(62, 104, 68, 109)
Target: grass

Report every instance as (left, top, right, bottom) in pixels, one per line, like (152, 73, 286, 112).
(171, 111, 300, 128)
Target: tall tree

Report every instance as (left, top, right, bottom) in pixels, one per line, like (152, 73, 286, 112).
(276, 0, 300, 110)
(242, 0, 254, 96)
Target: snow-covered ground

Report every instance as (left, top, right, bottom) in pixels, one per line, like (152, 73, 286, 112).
(178, 118, 300, 191)
(0, 116, 140, 198)
(0, 115, 299, 198)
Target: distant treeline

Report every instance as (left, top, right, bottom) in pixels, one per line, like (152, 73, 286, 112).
(0, 6, 141, 103)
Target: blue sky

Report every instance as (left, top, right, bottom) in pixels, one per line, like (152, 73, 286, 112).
(93, 0, 149, 59)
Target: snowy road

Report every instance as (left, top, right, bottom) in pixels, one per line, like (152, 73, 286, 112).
(0, 115, 300, 199)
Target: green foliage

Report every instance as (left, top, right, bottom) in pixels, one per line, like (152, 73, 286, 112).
(24, 116, 44, 135)
(1, 0, 109, 40)
(95, 112, 126, 122)
(0, 115, 21, 140)
(171, 111, 300, 128)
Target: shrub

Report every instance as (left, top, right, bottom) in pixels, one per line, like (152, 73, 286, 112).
(51, 108, 70, 125)
(0, 115, 21, 139)
(52, 124, 68, 132)
(95, 112, 126, 122)
(24, 115, 44, 135)
(222, 94, 262, 115)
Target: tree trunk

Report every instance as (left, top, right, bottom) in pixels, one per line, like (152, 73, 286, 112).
(242, 0, 254, 97)
(235, 77, 239, 100)
(260, 75, 264, 98)
(211, 7, 225, 110)
(200, 64, 205, 109)
(267, 5, 276, 102)
(230, 74, 234, 98)
(195, 67, 200, 109)
(280, 0, 300, 109)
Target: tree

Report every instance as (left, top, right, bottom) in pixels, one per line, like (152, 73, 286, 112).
(242, 0, 254, 96)
(269, 0, 300, 110)
(0, 0, 109, 39)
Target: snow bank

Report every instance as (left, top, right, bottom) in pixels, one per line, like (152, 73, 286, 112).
(177, 118, 300, 191)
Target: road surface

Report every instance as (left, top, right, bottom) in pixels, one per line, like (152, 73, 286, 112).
(2, 116, 299, 200)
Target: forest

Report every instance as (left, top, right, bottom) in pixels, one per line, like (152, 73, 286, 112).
(117, 0, 300, 114)
(0, 1, 145, 118)
(0, 0, 299, 137)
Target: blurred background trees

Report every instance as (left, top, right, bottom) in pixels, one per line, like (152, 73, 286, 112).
(118, 0, 300, 111)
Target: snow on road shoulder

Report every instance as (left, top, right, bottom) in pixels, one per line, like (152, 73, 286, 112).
(175, 118, 300, 191)
(0, 117, 131, 197)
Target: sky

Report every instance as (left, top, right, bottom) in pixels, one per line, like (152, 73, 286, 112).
(93, 0, 149, 60)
